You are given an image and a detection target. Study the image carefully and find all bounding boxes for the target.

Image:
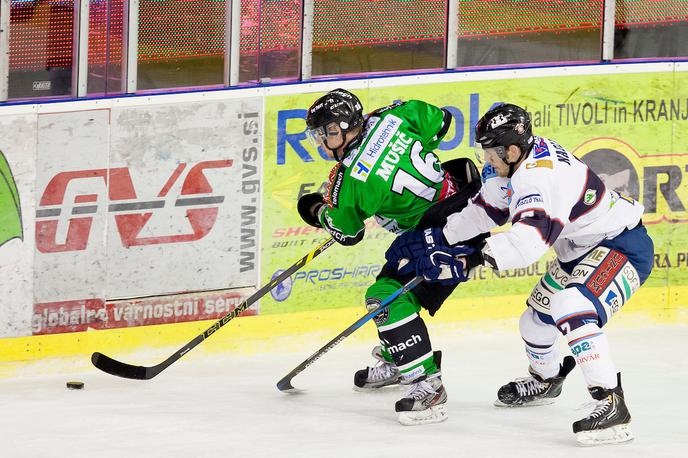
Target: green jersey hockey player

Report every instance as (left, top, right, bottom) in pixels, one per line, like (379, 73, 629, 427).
(297, 88, 484, 425)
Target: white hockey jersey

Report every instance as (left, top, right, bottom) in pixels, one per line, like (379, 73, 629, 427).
(443, 136, 644, 270)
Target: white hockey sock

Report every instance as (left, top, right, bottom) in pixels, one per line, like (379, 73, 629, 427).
(566, 323, 617, 389)
(524, 341, 560, 380)
(520, 308, 560, 379)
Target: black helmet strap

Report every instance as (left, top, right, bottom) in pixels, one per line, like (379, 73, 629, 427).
(326, 121, 364, 162)
(502, 144, 529, 178)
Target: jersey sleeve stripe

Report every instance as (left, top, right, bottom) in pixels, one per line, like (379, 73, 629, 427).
(473, 193, 510, 225)
(513, 208, 564, 246)
(521, 338, 554, 349)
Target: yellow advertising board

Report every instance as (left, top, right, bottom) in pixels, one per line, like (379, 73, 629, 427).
(260, 70, 688, 322)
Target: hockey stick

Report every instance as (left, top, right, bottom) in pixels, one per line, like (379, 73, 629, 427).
(276, 275, 423, 391)
(91, 237, 336, 380)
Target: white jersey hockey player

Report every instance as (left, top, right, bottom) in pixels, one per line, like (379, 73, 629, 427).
(386, 104, 654, 445)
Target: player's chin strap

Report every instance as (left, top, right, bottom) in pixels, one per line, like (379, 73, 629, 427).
(505, 142, 534, 178)
(330, 128, 364, 162)
(505, 151, 526, 178)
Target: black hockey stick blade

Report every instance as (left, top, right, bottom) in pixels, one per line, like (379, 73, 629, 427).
(91, 352, 151, 380)
(91, 238, 335, 380)
(276, 276, 423, 392)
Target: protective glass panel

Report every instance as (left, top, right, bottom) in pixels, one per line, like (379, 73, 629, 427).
(456, 0, 603, 67)
(137, 0, 225, 91)
(239, 0, 302, 84)
(311, 0, 446, 76)
(614, 0, 688, 59)
(87, 0, 125, 95)
(8, 0, 76, 99)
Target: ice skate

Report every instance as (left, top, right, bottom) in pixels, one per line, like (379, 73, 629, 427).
(353, 346, 400, 390)
(495, 355, 576, 407)
(395, 371, 448, 426)
(573, 373, 633, 446)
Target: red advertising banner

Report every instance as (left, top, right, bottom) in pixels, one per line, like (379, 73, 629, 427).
(32, 290, 257, 335)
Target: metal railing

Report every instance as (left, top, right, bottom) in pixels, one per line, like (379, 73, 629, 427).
(0, 0, 684, 102)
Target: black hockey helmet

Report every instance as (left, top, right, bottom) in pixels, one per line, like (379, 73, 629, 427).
(475, 103, 533, 154)
(474, 103, 534, 177)
(306, 89, 364, 160)
(306, 88, 363, 132)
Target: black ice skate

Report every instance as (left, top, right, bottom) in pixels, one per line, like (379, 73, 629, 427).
(573, 373, 633, 446)
(353, 346, 400, 390)
(495, 355, 576, 407)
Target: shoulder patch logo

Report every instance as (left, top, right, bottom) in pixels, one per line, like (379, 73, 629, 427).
(584, 189, 597, 206)
(532, 138, 551, 159)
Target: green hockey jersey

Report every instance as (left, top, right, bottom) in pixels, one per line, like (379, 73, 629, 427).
(317, 100, 454, 245)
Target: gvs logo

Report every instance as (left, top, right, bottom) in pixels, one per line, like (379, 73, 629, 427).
(35, 160, 232, 253)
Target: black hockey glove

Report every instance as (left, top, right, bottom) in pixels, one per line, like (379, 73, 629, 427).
(297, 193, 325, 228)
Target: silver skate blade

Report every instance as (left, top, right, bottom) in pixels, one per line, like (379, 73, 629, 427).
(576, 424, 634, 446)
(494, 398, 556, 408)
(397, 404, 448, 426)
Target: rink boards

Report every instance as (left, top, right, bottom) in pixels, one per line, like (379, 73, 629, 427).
(0, 62, 687, 372)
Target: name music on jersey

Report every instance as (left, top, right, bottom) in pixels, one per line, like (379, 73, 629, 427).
(376, 131, 415, 182)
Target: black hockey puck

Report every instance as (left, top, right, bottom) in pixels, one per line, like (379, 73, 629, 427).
(66, 381, 85, 390)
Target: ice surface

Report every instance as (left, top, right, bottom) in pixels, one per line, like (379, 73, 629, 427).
(1, 323, 686, 458)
